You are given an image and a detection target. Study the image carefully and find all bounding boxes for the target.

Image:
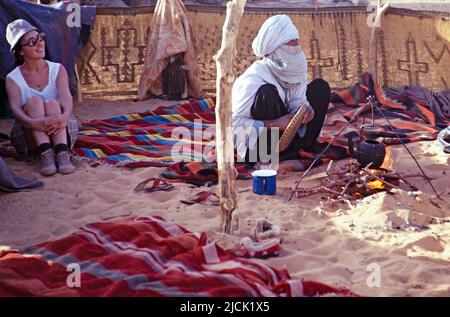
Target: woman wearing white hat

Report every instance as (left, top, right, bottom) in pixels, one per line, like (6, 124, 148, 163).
(232, 15, 331, 166)
(5, 19, 77, 176)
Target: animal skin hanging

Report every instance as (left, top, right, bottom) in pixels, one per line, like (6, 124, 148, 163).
(162, 53, 187, 100)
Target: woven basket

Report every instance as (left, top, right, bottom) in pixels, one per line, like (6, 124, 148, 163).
(276, 106, 307, 153)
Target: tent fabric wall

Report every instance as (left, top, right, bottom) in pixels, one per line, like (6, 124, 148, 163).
(77, 5, 450, 100)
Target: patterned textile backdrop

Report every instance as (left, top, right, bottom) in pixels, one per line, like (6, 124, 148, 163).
(78, 6, 450, 99)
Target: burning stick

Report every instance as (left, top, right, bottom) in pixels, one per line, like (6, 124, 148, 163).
(362, 166, 402, 191)
(339, 179, 356, 199)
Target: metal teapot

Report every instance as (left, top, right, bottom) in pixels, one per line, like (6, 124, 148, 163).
(346, 124, 386, 169)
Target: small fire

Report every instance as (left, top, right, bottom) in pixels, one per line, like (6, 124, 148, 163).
(367, 179, 385, 190)
(381, 145, 393, 170)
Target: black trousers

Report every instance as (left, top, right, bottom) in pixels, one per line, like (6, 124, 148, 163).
(246, 78, 331, 162)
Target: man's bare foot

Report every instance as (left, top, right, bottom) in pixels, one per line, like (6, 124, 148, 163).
(278, 160, 305, 174)
(255, 162, 275, 170)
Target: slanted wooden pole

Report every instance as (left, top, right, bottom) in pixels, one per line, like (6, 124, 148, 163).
(368, 0, 390, 84)
(435, 17, 450, 43)
(215, 0, 246, 234)
(75, 62, 83, 103)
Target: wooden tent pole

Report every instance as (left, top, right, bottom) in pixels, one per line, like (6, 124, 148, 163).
(215, 0, 246, 234)
(368, 0, 390, 84)
(74, 62, 83, 103)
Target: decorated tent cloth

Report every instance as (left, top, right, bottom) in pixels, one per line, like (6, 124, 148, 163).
(0, 215, 357, 297)
(137, 0, 203, 100)
(0, 0, 96, 114)
(78, 5, 450, 100)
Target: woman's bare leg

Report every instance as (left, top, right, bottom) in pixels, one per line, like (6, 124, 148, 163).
(44, 99, 67, 145)
(23, 97, 57, 176)
(23, 96, 50, 146)
(44, 99, 75, 174)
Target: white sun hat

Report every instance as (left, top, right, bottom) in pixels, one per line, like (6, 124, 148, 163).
(6, 19, 39, 52)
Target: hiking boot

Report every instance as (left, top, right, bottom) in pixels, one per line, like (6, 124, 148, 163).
(56, 151, 76, 174)
(40, 149, 57, 176)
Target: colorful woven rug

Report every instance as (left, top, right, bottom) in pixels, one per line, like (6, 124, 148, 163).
(326, 73, 444, 148)
(0, 216, 357, 297)
(74, 74, 446, 172)
(73, 98, 216, 166)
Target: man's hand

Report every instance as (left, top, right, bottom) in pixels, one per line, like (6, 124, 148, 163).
(45, 115, 68, 136)
(303, 104, 315, 123)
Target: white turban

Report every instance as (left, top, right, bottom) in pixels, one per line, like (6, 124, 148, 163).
(252, 15, 300, 57)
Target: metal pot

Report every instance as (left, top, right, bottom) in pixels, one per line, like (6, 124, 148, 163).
(347, 135, 386, 169)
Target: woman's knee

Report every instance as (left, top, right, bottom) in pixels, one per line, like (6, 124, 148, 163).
(44, 99, 62, 116)
(23, 96, 45, 117)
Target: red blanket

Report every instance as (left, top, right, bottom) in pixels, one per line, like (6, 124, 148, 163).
(0, 216, 356, 297)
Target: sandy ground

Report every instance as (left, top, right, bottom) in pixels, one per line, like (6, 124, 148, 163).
(0, 97, 449, 297)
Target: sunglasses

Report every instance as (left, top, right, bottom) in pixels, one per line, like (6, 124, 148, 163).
(21, 32, 46, 48)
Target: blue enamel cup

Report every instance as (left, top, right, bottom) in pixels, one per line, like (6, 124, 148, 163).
(252, 169, 277, 195)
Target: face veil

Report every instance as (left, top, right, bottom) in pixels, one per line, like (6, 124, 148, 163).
(265, 44, 308, 89)
(251, 15, 307, 89)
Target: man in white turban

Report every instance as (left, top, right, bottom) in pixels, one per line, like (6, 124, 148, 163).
(232, 15, 331, 164)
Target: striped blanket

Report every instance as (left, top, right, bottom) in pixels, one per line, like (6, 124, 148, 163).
(327, 73, 444, 147)
(0, 216, 355, 297)
(74, 74, 446, 168)
(73, 98, 216, 166)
